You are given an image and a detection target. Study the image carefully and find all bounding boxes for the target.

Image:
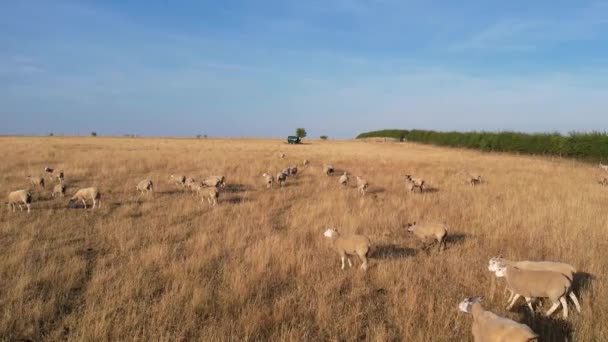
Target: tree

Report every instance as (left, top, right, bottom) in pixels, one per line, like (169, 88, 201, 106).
(91, 131, 97, 137)
(320, 135, 328, 140)
(296, 128, 307, 139)
(196, 134, 202, 139)
(49, 132, 54, 137)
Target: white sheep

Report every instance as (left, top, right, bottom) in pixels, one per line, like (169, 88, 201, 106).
(27, 175, 45, 189)
(52, 183, 66, 198)
(185, 177, 197, 190)
(57, 171, 65, 184)
(404, 222, 447, 252)
(277, 171, 287, 187)
(170, 175, 186, 188)
(323, 164, 334, 176)
(286, 165, 298, 177)
(356, 176, 368, 195)
(598, 177, 608, 186)
(458, 296, 538, 342)
(69, 187, 101, 209)
(262, 173, 274, 189)
(494, 265, 581, 318)
(599, 162, 608, 172)
(200, 186, 219, 206)
(136, 179, 154, 193)
(404, 175, 424, 192)
(303, 159, 309, 167)
(277, 152, 286, 159)
(7, 190, 32, 213)
(339, 172, 349, 186)
(468, 173, 483, 186)
(323, 228, 371, 271)
(203, 175, 226, 188)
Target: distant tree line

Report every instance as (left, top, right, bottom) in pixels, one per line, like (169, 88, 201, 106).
(357, 129, 608, 162)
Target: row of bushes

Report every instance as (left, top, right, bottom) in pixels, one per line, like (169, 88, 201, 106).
(356, 129, 608, 162)
(356, 129, 409, 140)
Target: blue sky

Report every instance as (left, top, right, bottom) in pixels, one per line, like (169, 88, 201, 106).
(1, 1, 608, 138)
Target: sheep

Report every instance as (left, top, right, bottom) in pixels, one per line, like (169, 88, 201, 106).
(262, 173, 274, 188)
(69, 187, 101, 209)
(494, 265, 581, 318)
(170, 175, 186, 188)
(185, 177, 197, 190)
(598, 177, 608, 186)
(52, 183, 66, 198)
(203, 175, 226, 188)
(339, 172, 349, 186)
(136, 179, 154, 193)
(277, 152, 285, 159)
(27, 175, 45, 189)
(404, 222, 447, 252)
(468, 173, 483, 186)
(323, 164, 334, 176)
(323, 228, 371, 271)
(286, 165, 298, 177)
(404, 175, 424, 192)
(57, 171, 64, 184)
(200, 186, 219, 206)
(303, 159, 309, 167)
(7, 190, 32, 213)
(44, 166, 54, 174)
(277, 171, 288, 187)
(356, 176, 368, 195)
(600, 162, 608, 172)
(458, 296, 538, 342)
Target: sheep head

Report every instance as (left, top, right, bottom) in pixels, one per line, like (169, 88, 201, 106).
(323, 228, 338, 239)
(404, 222, 417, 232)
(458, 296, 483, 314)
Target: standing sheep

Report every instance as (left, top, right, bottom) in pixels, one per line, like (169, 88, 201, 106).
(203, 175, 226, 188)
(323, 164, 334, 176)
(262, 173, 274, 189)
(200, 186, 219, 206)
(52, 183, 66, 198)
(170, 175, 186, 188)
(136, 179, 154, 193)
(598, 177, 608, 186)
(356, 176, 368, 195)
(277, 171, 287, 187)
(494, 265, 581, 318)
(468, 174, 483, 186)
(600, 162, 608, 172)
(323, 228, 371, 271)
(57, 171, 65, 184)
(404, 222, 448, 252)
(458, 296, 538, 342)
(286, 166, 298, 177)
(404, 175, 424, 192)
(339, 172, 349, 186)
(7, 190, 32, 213)
(185, 177, 197, 190)
(69, 187, 101, 209)
(27, 176, 45, 189)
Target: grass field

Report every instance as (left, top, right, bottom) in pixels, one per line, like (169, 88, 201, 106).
(0, 137, 605, 341)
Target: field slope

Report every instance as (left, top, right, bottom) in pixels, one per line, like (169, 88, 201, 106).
(0, 137, 605, 341)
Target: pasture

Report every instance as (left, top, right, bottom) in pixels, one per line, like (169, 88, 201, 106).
(0, 137, 605, 341)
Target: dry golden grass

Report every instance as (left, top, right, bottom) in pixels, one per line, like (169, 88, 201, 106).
(0, 136, 606, 341)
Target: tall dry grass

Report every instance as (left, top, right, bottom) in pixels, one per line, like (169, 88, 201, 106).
(0, 137, 605, 341)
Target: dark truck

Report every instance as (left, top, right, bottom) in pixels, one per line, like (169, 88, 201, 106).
(287, 136, 301, 144)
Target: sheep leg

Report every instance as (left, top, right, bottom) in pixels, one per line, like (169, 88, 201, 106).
(545, 301, 561, 317)
(18, 204, 23, 211)
(524, 297, 535, 313)
(340, 256, 346, 270)
(506, 293, 521, 310)
(569, 292, 582, 313)
(359, 255, 368, 271)
(347, 258, 353, 268)
(26, 204, 31, 213)
(93, 199, 97, 209)
(82, 199, 87, 209)
(560, 297, 568, 318)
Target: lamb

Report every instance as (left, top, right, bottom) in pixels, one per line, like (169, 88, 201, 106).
(52, 183, 66, 197)
(494, 265, 581, 318)
(277, 171, 287, 187)
(600, 162, 608, 172)
(7, 190, 32, 213)
(262, 173, 274, 188)
(458, 296, 538, 342)
(339, 172, 349, 186)
(170, 175, 186, 188)
(404, 175, 424, 192)
(404, 222, 447, 252)
(136, 179, 154, 193)
(356, 176, 368, 195)
(323, 228, 371, 271)
(69, 187, 101, 209)
(200, 186, 219, 206)
(323, 164, 334, 176)
(203, 175, 226, 188)
(27, 176, 45, 189)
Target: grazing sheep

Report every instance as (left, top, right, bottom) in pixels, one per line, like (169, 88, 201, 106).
(185, 177, 197, 190)
(323, 164, 334, 176)
(339, 172, 349, 186)
(203, 175, 226, 188)
(323, 228, 371, 271)
(7, 190, 32, 213)
(404, 222, 447, 252)
(286, 165, 298, 177)
(170, 175, 186, 188)
(356, 176, 368, 195)
(494, 265, 581, 318)
(136, 179, 154, 193)
(404, 175, 424, 192)
(277, 171, 288, 187)
(200, 186, 219, 206)
(468, 173, 483, 186)
(458, 296, 538, 342)
(303, 159, 309, 167)
(600, 162, 608, 172)
(69, 187, 101, 209)
(262, 173, 274, 189)
(27, 176, 45, 189)
(598, 177, 608, 186)
(57, 171, 64, 184)
(52, 183, 66, 198)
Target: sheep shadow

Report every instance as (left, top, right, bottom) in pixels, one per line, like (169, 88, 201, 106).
(370, 244, 416, 259)
(520, 310, 573, 342)
(573, 272, 594, 296)
(421, 187, 439, 193)
(367, 186, 385, 194)
(444, 233, 469, 249)
(223, 196, 253, 204)
(224, 183, 250, 193)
